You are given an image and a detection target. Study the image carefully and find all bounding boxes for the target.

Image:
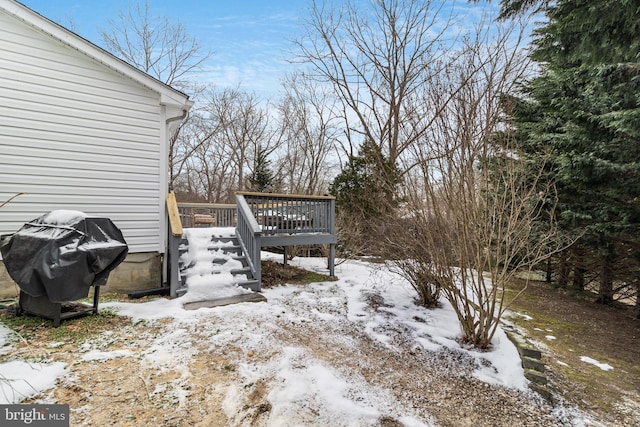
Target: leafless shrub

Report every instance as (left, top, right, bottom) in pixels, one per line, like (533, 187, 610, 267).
(382, 214, 453, 307)
(392, 16, 566, 349)
(334, 211, 377, 259)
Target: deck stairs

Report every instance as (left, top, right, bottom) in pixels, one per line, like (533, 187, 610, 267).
(176, 228, 260, 298)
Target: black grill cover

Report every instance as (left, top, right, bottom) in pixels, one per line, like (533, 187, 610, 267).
(0, 211, 128, 303)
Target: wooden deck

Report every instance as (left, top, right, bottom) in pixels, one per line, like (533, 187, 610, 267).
(166, 192, 336, 297)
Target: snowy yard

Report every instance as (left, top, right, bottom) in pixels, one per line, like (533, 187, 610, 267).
(0, 232, 613, 425)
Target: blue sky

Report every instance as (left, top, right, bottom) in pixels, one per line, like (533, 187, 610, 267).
(18, 1, 507, 101)
(19, 0, 309, 99)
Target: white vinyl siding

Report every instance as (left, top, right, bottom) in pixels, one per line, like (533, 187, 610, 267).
(0, 10, 166, 253)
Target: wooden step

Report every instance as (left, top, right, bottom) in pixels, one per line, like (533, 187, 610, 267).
(180, 266, 252, 279)
(183, 292, 266, 310)
(176, 277, 258, 295)
(210, 236, 236, 243)
(230, 266, 252, 276)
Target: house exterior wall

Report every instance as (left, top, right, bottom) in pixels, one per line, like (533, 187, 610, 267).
(0, 9, 167, 253)
(0, 1, 193, 295)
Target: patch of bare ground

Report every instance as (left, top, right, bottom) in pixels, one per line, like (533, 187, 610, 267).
(0, 312, 239, 426)
(260, 260, 335, 288)
(274, 320, 555, 426)
(506, 279, 640, 425)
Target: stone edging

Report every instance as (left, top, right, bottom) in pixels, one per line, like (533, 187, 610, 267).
(504, 326, 553, 401)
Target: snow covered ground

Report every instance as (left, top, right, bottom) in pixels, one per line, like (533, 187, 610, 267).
(0, 324, 67, 404)
(102, 255, 527, 425)
(114, 227, 527, 391)
(0, 227, 603, 425)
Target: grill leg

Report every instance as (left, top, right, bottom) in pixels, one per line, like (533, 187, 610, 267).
(92, 286, 100, 314)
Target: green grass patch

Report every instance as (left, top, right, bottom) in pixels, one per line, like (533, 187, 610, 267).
(511, 311, 589, 335)
(1, 306, 126, 344)
(504, 278, 640, 424)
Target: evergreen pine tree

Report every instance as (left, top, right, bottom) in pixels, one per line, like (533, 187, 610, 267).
(249, 146, 277, 193)
(507, 0, 640, 303)
(330, 141, 401, 222)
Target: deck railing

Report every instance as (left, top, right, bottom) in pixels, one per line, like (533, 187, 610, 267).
(235, 195, 263, 286)
(177, 202, 237, 228)
(236, 192, 336, 285)
(236, 191, 335, 236)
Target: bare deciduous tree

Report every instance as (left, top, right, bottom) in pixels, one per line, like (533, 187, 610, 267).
(99, 0, 210, 91)
(99, 1, 211, 191)
(173, 87, 277, 202)
(169, 97, 216, 187)
(203, 88, 275, 193)
(276, 72, 339, 195)
(172, 106, 233, 201)
(295, 0, 462, 171)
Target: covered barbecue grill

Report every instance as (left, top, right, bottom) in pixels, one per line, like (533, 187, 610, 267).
(0, 210, 128, 326)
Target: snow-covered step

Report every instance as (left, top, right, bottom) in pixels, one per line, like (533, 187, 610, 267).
(207, 244, 243, 255)
(178, 227, 261, 303)
(230, 266, 251, 276)
(210, 256, 249, 267)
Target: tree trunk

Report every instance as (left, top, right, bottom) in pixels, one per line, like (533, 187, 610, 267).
(635, 283, 640, 319)
(572, 266, 586, 290)
(557, 250, 569, 287)
(596, 252, 615, 305)
(569, 244, 587, 290)
(545, 256, 553, 283)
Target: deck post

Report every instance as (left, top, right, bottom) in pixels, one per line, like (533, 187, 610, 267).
(329, 243, 335, 277)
